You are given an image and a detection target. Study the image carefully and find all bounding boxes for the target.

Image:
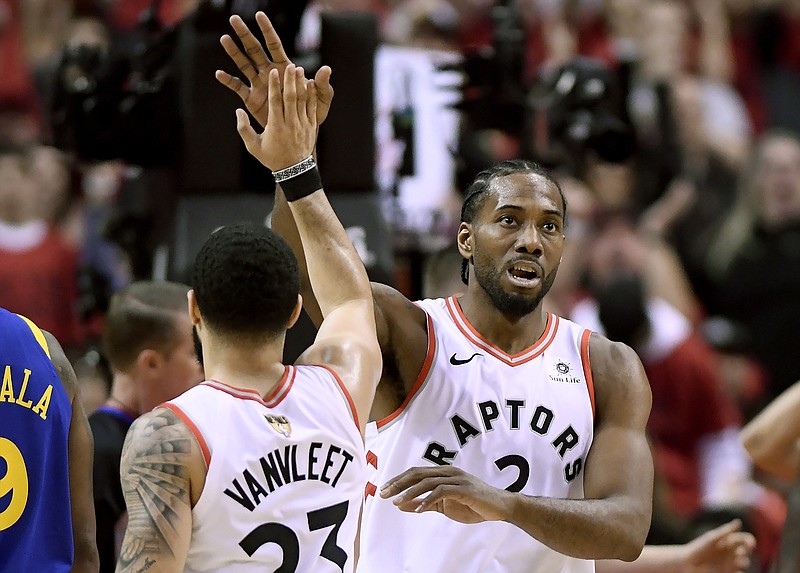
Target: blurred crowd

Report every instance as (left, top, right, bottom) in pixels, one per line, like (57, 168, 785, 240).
(2, 0, 800, 570)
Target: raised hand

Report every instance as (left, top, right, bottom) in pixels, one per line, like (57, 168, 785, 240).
(380, 465, 512, 524)
(216, 12, 333, 128)
(236, 64, 318, 172)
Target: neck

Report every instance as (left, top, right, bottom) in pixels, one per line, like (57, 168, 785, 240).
(457, 289, 549, 355)
(107, 373, 142, 416)
(201, 335, 287, 396)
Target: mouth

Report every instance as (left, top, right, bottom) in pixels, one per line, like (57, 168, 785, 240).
(506, 261, 542, 289)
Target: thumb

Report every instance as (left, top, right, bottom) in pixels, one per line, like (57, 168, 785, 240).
(315, 65, 334, 103)
(235, 109, 259, 153)
(315, 65, 332, 87)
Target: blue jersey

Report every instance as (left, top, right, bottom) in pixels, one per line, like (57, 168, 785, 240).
(0, 308, 73, 572)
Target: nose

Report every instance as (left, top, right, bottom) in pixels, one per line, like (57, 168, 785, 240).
(515, 223, 543, 255)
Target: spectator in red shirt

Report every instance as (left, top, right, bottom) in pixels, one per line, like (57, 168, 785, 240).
(0, 143, 82, 347)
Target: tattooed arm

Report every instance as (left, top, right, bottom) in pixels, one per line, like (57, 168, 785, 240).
(115, 408, 205, 573)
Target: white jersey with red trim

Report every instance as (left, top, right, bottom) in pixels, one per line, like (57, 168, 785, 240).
(164, 364, 367, 573)
(359, 297, 595, 573)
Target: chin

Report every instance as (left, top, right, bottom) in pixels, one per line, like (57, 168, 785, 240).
(491, 293, 541, 318)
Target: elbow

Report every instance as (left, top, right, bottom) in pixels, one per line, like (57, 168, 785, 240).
(612, 509, 649, 562)
(615, 539, 645, 563)
(740, 430, 781, 475)
(739, 425, 760, 458)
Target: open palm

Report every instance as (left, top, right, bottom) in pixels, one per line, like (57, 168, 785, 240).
(215, 12, 333, 128)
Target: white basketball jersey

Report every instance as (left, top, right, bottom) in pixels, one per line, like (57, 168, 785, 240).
(359, 297, 596, 573)
(164, 364, 367, 573)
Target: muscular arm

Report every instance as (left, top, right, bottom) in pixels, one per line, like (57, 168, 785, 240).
(236, 60, 383, 427)
(45, 331, 99, 573)
(382, 335, 653, 561)
(289, 182, 382, 427)
(505, 337, 653, 560)
(115, 408, 199, 573)
(741, 379, 800, 482)
(272, 186, 323, 326)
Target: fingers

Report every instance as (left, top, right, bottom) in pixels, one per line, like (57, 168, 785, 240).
(315, 66, 333, 92)
(229, 14, 270, 70)
(390, 476, 457, 507)
(268, 68, 283, 125)
(283, 65, 298, 128)
(214, 70, 249, 103)
(380, 466, 461, 498)
(294, 67, 307, 124)
(307, 80, 317, 125)
(731, 543, 751, 572)
(725, 531, 756, 553)
(256, 11, 289, 65)
(219, 33, 259, 84)
(235, 109, 258, 153)
(415, 484, 462, 513)
(315, 65, 335, 106)
(702, 519, 743, 546)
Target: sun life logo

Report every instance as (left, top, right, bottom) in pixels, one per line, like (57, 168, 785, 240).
(550, 360, 581, 384)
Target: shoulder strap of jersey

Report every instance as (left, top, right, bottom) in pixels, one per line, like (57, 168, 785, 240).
(15, 314, 51, 359)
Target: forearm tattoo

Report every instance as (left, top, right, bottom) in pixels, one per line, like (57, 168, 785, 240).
(117, 408, 194, 572)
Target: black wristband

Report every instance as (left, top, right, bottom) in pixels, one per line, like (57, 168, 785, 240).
(280, 166, 323, 202)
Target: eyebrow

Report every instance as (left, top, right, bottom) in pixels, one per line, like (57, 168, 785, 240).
(495, 204, 525, 212)
(496, 204, 565, 220)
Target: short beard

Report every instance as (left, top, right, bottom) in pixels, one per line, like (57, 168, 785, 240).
(472, 260, 558, 319)
(192, 326, 204, 367)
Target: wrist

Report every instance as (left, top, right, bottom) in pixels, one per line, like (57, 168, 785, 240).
(272, 156, 315, 182)
(500, 489, 525, 524)
(275, 156, 323, 202)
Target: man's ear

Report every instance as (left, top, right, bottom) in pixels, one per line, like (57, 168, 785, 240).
(456, 222, 473, 261)
(188, 289, 202, 327)
(287, 294, 302, 330)
(136, 348, 165, 375)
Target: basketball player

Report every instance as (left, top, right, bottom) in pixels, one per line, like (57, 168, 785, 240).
(218, 12, 652, 572)
(91, 281, 203, 572)
(115, 65, 381, 572)
(0, 308, 98, 572)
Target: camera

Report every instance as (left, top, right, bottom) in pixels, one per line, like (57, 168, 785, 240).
(453, 0, 635, 178)
(526, 56, 635, 176)
(48, 0, 308, 169)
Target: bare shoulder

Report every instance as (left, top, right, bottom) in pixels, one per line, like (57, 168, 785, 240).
(371, 282, 426, 329)
(121, 408, 197, 499)
(121, 406, 203, 506)
(587, 332, 651, 422)
(370, 282, 431, 396)
(122, 407, 198, 472)
(297, 336, 378, 375)
(118, 407, 200, 571)
(42, 330, 77, 401)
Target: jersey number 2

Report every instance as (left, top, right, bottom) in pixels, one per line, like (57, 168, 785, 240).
(0, 437, 29, 530)
(239, 500, 349, 573)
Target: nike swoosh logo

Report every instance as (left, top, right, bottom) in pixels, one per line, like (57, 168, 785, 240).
(449, 352, 482, 366)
